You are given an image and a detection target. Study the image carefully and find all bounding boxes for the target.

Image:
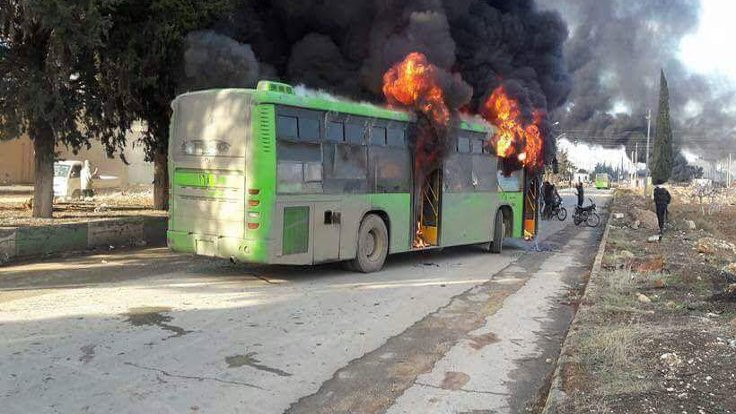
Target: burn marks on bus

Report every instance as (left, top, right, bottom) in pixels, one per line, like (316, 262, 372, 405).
(444, 131, 497, 193)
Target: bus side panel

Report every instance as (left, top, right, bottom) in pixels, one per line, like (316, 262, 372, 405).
(498, 191, 524, 239)
(441, 192, 495, 247)
(369, 193, 412, 254)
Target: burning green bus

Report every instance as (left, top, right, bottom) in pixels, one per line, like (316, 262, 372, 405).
(167, 81, 538, 272)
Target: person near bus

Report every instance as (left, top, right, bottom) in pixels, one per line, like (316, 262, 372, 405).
(653, 182, 671, 235)
(576, 181, 584, 208)
(542, 181, 553, 219)
(81, 160, 98, 199)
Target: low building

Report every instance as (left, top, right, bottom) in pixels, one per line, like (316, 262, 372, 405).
(0, 123, 153, 186)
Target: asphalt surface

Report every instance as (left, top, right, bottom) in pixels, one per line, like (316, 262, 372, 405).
(0, 189, 611, 414)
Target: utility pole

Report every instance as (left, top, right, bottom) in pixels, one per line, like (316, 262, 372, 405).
(645, 109, 651, 190)
(635, 141, 639, 188)
(728, 153, 732, 187)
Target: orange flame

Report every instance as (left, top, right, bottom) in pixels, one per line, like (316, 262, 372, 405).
(382, 52, 450, 126)
(482, 86, 545, 171)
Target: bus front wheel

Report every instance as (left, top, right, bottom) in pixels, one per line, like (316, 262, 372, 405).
(489, 212, 505, 254)
(351, 214, 388, 273)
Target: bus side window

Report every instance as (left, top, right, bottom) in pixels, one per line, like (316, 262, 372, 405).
(298, 117, 320, 142)
(457, 136, 470, 153)
(370, 126, 387, 147)
(277, 115, 298, 139)
(345, 122, 365, 145)
(472, 139, 483, 154)
(326, 121, 344, 142)
(387, 128, 405, 147)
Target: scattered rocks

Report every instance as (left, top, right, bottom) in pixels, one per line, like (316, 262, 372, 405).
(619, 250, 635, 260)
(638, 293, 652, 303)
(684, 220, 696, 230)
(648, 235, 661, 243)
(632, 207, 659, 230)
(631, 220, 641, 230)
(695, 237, 736, 255)
(613, 213, 625, 219)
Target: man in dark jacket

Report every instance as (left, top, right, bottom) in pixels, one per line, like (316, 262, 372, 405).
(653, 182, 671, 235)
(576, 181, 584, 208)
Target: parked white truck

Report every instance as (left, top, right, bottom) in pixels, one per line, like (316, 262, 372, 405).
(53, 160, 121, 200)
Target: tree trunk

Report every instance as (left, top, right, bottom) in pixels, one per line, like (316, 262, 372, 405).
(31, 127, 55, 218)
(153, 148, 169, 210)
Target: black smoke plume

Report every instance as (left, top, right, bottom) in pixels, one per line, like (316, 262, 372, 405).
(543, 0, 736, 160)
(183, 0, 570, 165)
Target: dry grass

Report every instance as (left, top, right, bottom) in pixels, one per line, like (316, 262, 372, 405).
(578, 324, 652, 396)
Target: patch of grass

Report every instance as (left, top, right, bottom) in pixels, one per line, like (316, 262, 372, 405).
(578, 324, 652, 397)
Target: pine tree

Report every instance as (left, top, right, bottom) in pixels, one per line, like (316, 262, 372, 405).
(651, 70, 674, 184)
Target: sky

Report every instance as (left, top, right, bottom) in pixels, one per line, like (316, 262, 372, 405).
(563, 0, 735, 173)
(680, 0, 736, 82)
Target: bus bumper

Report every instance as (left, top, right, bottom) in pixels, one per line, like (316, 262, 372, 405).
(167, 230, 268, 264)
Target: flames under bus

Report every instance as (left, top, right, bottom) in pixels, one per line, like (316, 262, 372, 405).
(167, 81, 538, 272)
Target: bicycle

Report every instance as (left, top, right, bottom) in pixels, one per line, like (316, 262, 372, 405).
(573, 198, 600, 227)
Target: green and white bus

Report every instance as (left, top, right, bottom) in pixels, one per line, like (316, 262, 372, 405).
(167, 81, 536, 272)
(595, 173, 610, 189)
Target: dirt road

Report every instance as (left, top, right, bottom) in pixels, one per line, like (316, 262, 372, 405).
(0, 190, 611, 413)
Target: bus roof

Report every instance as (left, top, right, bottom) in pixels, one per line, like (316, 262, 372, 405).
(175, 82, 491, 134)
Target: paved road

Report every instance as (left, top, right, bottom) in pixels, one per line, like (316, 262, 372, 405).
(0, 189, 611, 414)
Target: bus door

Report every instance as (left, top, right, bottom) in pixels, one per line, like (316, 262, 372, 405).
(523, 171, 539, 240)
(413, 169, 441, 248)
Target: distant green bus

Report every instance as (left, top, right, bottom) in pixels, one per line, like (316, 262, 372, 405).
(595, 173, 610, 189)
(167, 81, 533, 272)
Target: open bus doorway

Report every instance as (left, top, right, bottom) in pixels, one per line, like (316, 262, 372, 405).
(414, 169, 441, 248)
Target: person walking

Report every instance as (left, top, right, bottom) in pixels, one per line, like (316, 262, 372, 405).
(80, 160, 98, 199)
(542, 181, 552, 219)
(653, 182, 671, 235)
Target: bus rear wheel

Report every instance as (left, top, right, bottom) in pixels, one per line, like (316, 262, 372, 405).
(489, 211, 505, 254)
(351, 214, 388, 273)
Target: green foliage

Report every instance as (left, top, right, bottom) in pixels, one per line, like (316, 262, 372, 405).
(96, 0, 230, 159)
(651, 70, 674, 184)
(0, 0, 124, 148)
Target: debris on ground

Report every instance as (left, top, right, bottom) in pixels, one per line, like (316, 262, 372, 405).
(557, 188, 736, 413)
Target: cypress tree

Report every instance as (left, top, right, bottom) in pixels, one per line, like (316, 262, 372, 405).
(651, 69, 674, 184)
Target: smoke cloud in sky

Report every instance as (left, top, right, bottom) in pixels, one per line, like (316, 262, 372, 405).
(181, 0, 571, 164)
(541, 0, 736, 160)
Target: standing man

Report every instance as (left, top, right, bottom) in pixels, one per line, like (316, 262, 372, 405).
(653, 181, 671, 235)
(81, 160, 98, 200)
(576, 181, 584, 208)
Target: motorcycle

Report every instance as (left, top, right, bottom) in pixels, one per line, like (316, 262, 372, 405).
(573, 198, 601, 227)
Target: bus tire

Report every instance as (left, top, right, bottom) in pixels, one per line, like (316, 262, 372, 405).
(351, 214, 388, 273)
(490, 211, 504, 254)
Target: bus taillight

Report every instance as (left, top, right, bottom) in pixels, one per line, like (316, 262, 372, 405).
(247, 222, 260, 230)
(248, 199, 260, 207)
(248, 189, 260, 195)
